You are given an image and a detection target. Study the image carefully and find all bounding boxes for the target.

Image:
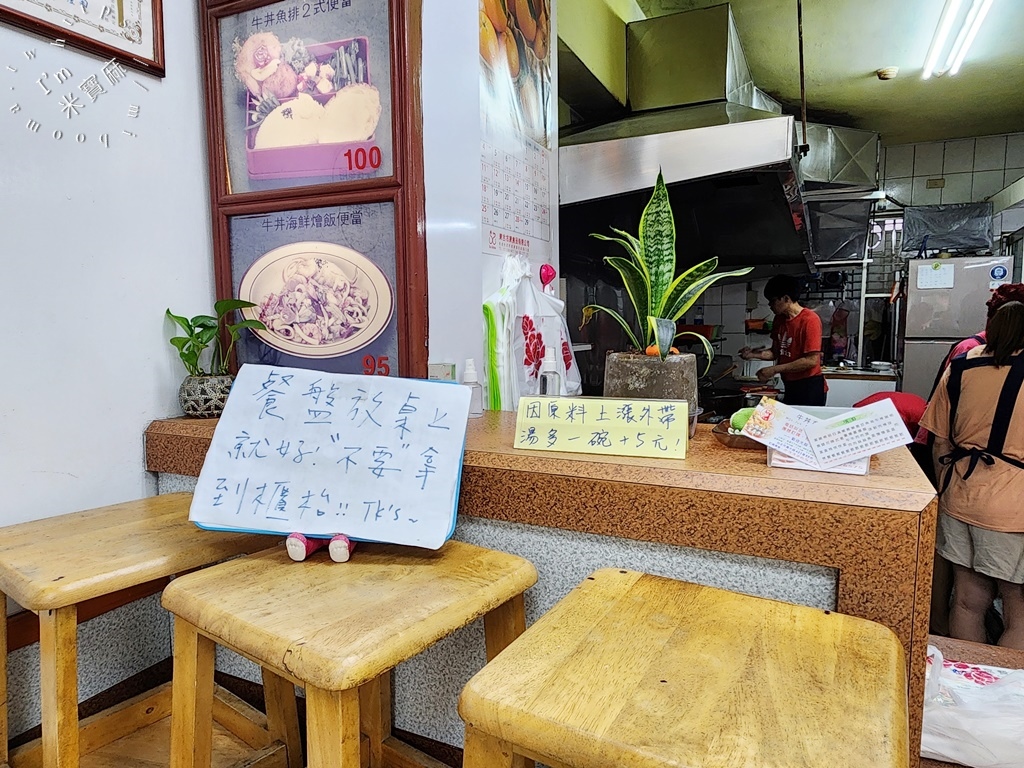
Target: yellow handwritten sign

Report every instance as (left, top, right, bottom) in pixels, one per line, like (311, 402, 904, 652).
(513, 397, 688, 459)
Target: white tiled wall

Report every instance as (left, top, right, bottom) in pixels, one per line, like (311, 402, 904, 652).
(881, 132, 1024, 211)
(697, 279, 772, 362)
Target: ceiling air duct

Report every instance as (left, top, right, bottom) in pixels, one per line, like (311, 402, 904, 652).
(801, 124, 881, 263)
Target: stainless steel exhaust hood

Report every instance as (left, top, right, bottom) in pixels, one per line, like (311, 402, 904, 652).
(559, 105, 796, 208)
(559, 4, 810, 275)
(558, 4, 880, 275)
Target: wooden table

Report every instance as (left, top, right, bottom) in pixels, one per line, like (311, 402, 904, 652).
(461, 569, 909, 767)
(162, 541, 538, 768)
(146, 414, 938, 765)
(0, 494, 270, 768)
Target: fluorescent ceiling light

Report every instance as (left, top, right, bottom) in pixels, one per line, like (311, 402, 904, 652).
(947, 0, 994, 75)
(923, 0, 963, 79)
(944, 0, 983, 70)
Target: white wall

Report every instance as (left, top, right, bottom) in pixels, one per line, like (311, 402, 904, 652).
(422, 0, 559, 387)
(422, 0, 483, 380)
(0, 10, 214, 538)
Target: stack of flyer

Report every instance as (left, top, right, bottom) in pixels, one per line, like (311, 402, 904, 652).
(740, 397, 912, 475)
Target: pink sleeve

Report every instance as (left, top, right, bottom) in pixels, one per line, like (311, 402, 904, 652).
(950, 337, 983, 360)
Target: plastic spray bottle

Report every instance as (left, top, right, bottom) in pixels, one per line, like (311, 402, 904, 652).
(539, 347, 562, 396)
(463, 359, 484, 418)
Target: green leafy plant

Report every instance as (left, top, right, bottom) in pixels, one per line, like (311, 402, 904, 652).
(166, 299, 266, 377)
(581, 170, 753, 367)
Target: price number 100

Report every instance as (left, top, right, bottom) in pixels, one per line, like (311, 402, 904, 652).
(343, 146, 383, 172)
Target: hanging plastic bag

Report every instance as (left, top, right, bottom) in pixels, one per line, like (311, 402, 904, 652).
(921, 644, 1024, 768)
(483, 254, 526, 411)
(484, 254, 581, 411)
(512, 257, 581, 402)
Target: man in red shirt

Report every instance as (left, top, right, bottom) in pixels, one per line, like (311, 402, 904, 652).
(740, 275, 827, 406)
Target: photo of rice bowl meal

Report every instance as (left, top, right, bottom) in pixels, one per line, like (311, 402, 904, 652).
(232, 31, 384, 178)
(251, 82, 382, 150)
(238, 242, 394, 358)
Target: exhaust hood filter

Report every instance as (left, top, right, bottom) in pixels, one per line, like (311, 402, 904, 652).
(807, 200, 873, 263)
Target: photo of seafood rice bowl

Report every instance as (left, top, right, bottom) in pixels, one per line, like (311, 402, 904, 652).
(260, 256, 369, 345)
(238, 242, 394, 358)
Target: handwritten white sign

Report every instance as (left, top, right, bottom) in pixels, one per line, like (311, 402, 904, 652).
(189, 364, 471, 549)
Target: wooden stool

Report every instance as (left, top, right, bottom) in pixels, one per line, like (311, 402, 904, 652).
(161, 540, 537, 768)
(460, 569, 910, 768)
(0, 493, 270, 768)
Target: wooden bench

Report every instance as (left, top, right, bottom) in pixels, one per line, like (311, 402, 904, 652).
(161, 540, 538, 768)
(0, 494, 271, 768)
(460, 569, 910, 768)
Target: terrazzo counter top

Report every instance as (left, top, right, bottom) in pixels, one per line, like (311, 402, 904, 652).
(145, 413, 937, 764)
(147, 412, 932, 510)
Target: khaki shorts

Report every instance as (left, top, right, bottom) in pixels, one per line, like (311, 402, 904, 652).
(937, 512, 1024, 584)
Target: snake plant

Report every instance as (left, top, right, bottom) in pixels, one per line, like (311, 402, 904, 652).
(581, 170, 753, 368)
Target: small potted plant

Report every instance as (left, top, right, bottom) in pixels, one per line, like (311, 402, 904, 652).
(581, 170, 752, 406)
(166, 299, 266, 418)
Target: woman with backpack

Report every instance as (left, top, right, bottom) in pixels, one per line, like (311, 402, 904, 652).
(921, 301, 1024, 649)
(921, 283, 1024, 636)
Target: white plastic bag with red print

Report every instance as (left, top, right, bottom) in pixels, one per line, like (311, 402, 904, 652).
(510, 257, 581, 402)
(921, 644, 1024, 767)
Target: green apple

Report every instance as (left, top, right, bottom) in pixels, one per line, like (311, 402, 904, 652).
(730, 407, 757, 431)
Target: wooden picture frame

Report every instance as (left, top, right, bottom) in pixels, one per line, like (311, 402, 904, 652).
(225, 200, 401, 376)
(0, 0, 164, 77)
(203, 0, 397, 199)
(200, 0, 427, 378)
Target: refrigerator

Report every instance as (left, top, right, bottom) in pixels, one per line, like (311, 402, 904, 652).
(902, 255, 1014, 400)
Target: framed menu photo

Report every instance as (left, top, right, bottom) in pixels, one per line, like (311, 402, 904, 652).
(0, 0, 164, 76)
(228, 201, 399, 375)
(212, 0, 394, 196)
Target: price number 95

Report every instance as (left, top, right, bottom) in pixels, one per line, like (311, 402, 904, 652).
(363, 355, 390, 376)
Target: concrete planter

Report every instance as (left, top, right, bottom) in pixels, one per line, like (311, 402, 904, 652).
(603, 352, 699, 408)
